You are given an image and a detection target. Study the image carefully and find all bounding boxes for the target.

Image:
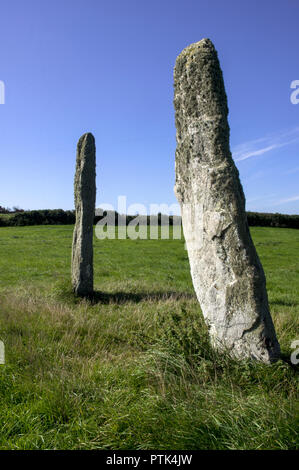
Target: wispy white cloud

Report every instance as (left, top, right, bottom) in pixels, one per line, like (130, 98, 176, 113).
(235, 143, 282, 161)
(232, 127, 299, 162)
(274, 195, 299, 205)
(284, 166, 299, 175)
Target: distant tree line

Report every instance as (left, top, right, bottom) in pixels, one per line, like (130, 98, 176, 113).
(0, 208, 298, 229)
(0, 209, 75, 226)
(0, 205, 24, 214)
(246, 211, 299, 229)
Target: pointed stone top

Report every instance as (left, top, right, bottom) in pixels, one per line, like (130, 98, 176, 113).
(78, 132, 95, 145)
(77, 133, 95, 156)
(176, 38, 216, 61)
(189, 37, 214, 48)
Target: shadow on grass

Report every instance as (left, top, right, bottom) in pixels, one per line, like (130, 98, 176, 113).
(86, 290, 196, 305)
(52, 281, 196, 306)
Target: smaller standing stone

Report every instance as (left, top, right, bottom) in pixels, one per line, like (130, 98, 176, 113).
(71, 133, 96, 296)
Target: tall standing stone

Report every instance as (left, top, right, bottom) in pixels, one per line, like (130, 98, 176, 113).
(174, 39, 280, 363)
(71, 133, 96, 296)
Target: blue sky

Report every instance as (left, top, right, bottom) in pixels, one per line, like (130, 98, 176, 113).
(0, 0, 298, 214)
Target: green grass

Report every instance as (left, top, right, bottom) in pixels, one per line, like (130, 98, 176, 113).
(0, 225, 298, 450)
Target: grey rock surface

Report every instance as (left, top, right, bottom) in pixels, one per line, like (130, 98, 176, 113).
(174, 39, 280, 363)
(71, 133, 96, 296)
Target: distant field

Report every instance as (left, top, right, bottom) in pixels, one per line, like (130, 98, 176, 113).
(0, 225, 298, 450)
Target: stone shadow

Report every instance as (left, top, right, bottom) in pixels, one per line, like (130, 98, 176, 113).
(87, 290, 196, 305)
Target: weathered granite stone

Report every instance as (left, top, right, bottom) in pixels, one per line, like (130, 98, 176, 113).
(174, 39, 280, 363)
(71, 133, 96, 296)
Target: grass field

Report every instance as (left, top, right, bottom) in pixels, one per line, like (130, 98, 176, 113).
(0, 225, 298, 450)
